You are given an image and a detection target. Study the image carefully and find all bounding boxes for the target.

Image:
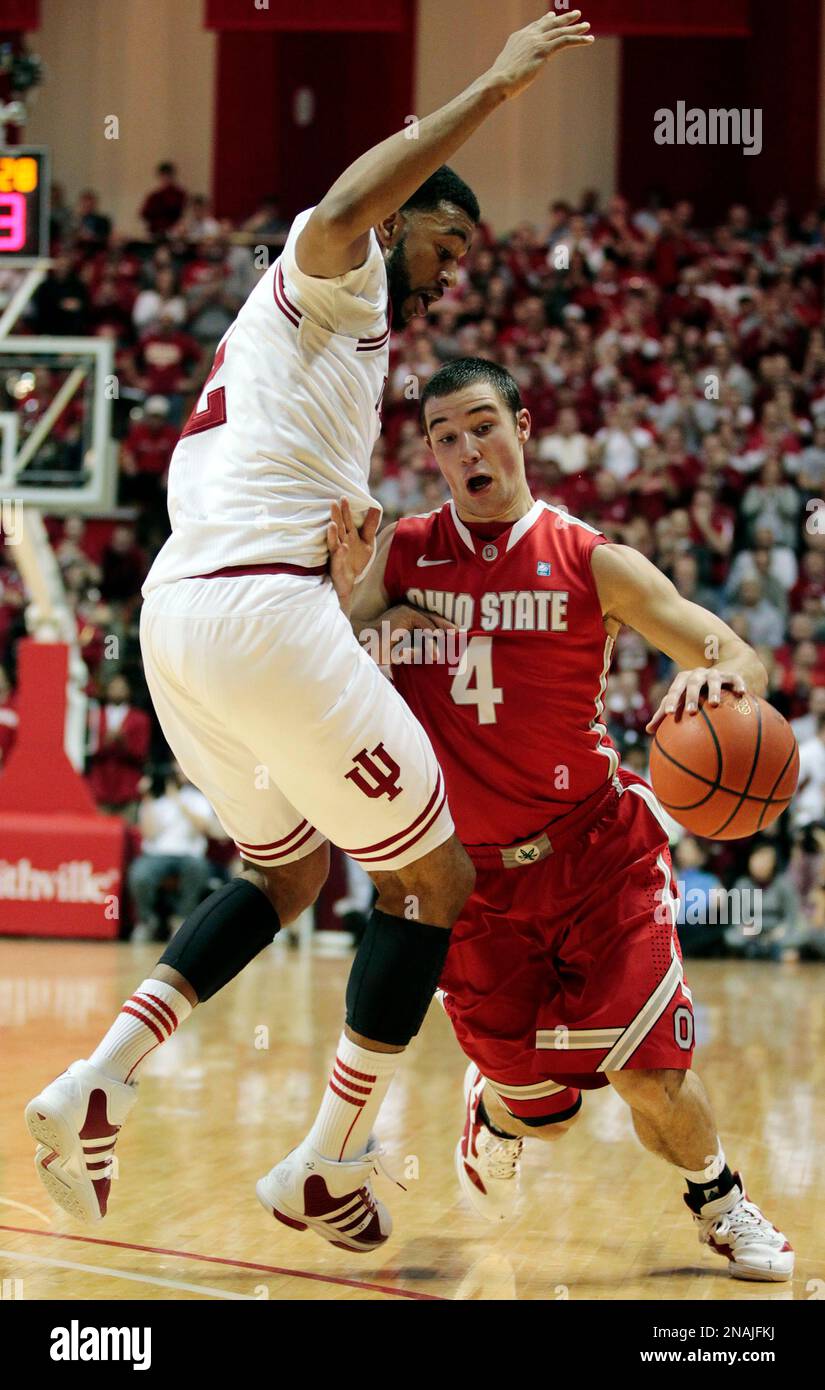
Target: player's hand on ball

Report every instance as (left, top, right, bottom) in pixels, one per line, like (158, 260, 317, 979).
(487, 8, 593, 101)
(327, 499, 380, 613)
(646, 668, 748, 733)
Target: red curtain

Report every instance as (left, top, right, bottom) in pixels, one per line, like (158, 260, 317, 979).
(0, 0, 38, 27)
(205, 0, 407, 32)
(211, 4, 415, 223)
(618, 0, 821, 218)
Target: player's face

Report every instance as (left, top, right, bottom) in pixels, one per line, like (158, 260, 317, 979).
(424, 386, 532, 520)
(385, 203, 475, 324)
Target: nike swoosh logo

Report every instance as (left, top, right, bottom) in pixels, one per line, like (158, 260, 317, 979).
(417, 557, 452, 567)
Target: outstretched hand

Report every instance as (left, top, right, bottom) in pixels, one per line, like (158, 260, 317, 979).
(327, 498, 381, 615)
(487, 8, 593, 102)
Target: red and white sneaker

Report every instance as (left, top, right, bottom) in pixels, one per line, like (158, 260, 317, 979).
(688, 1174, 794, 1281)
(455, 1063, 522, 1223)
(256, 1136, 392, 1253)
(25, 1060, 138, 1223)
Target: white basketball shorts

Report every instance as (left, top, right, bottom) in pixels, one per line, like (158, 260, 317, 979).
(140, 573, 453, 873)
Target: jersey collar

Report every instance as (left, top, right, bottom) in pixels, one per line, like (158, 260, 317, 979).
(448, 498, 544, 558)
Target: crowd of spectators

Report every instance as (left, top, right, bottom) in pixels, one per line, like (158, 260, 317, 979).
(2, 163, 825, 953)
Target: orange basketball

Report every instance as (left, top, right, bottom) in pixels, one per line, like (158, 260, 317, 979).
(649, 689, 800, 840)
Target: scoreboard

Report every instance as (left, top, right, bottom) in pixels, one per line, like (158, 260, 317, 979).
(0, 147, 50, 262)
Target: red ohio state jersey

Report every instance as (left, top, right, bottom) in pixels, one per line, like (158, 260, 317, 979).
(384, 499, 621, 847)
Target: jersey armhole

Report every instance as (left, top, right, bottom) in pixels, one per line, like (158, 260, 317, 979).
(585, 533, 612, 619)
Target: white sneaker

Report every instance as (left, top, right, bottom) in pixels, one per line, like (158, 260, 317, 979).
(257, 1136, 392, 1253)
(688, 1174, 794, 1281)
(25, 1060, 138, 1223)
(455, 1063, 522, 1223)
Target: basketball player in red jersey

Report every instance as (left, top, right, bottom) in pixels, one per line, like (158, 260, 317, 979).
(332, 358, 793, 1280)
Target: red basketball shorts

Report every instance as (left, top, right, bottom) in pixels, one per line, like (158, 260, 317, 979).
(439, 772, 694, 1121)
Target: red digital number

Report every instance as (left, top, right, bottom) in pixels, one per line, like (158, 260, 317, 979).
(0, 192, 26, 252)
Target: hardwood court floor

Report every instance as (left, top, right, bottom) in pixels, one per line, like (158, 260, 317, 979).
(1, 938, 823, 1301)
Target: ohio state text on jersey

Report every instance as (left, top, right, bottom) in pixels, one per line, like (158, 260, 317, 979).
(384, 500, 620, 847)
(144, 208, 389, 593)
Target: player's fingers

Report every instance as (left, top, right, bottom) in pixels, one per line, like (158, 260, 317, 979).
(683, 671, 707, 714)
(360, 507, 381, 546)
(340, 498, 355, 536)
(539, 19, 591, 41)
(543, 30, 594, 54)
(646, 674, 689, 730)
(705, 669, 724, 707)
(408, 610, 456, 632)
(537, 8, 581, 30)
(662, 671, 690, 712)
(330, 501, 345, 538)
(389, 628, 414, 664)
(326, 520, 340, 554)
(721, 671, 748, 695)
(645, 699, 670, 734)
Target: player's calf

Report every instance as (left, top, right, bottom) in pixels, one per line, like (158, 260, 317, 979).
(608, 1067, 794, 1281)
(261, 837, 475, 1250)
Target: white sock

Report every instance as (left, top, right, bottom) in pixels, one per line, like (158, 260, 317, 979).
(88, 979, 192, 1084)
(306, 1032, 401, 1161)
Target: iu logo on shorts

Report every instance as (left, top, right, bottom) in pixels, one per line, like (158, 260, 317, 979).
(345, 744, 403, 802)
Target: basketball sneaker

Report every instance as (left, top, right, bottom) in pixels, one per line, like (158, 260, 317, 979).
(25, 1060, 138, 1223)
(256, 1136, 392, 1252)
(687, 1174, 794, 1281)
(455, 1063, 523, 1223)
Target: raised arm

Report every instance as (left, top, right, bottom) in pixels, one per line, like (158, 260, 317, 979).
(591, 542, 768, 731)
(297, 9, 593, 277)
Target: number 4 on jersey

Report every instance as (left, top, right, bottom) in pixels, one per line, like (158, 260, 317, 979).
(450, 636, 503, 725)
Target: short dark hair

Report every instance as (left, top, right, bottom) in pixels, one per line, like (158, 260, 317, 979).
(419, 357, 522, 431)
(402, 165, 480, 226)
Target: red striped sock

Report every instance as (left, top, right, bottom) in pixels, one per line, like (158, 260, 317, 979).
(306, 1032, 401, 1160)
(88, 979, 192, 1084)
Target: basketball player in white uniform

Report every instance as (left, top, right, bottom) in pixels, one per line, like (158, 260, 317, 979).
(26, 10, 594, 1250)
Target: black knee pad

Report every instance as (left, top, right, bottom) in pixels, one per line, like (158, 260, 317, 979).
(346, 909, 451, 1047)
(158, 879, 280, 1001)
(507, 1093, 583, 1128)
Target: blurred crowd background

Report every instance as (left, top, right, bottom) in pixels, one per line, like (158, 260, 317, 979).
(2, 162, 825, 957)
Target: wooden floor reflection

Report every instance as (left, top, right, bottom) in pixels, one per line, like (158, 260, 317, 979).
(1, 938, 822, 1301)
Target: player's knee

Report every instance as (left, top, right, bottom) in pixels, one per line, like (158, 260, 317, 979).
(243, 844, 330, 926)
(607, 1067, 685, 1115)
(508, 1090, 583, 1138)
(402, 836, 475, 919)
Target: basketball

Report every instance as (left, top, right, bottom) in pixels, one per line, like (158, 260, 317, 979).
(649, 690, 800, 840)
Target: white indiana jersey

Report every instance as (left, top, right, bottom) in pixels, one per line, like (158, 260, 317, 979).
(143, 208, 390, 593)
